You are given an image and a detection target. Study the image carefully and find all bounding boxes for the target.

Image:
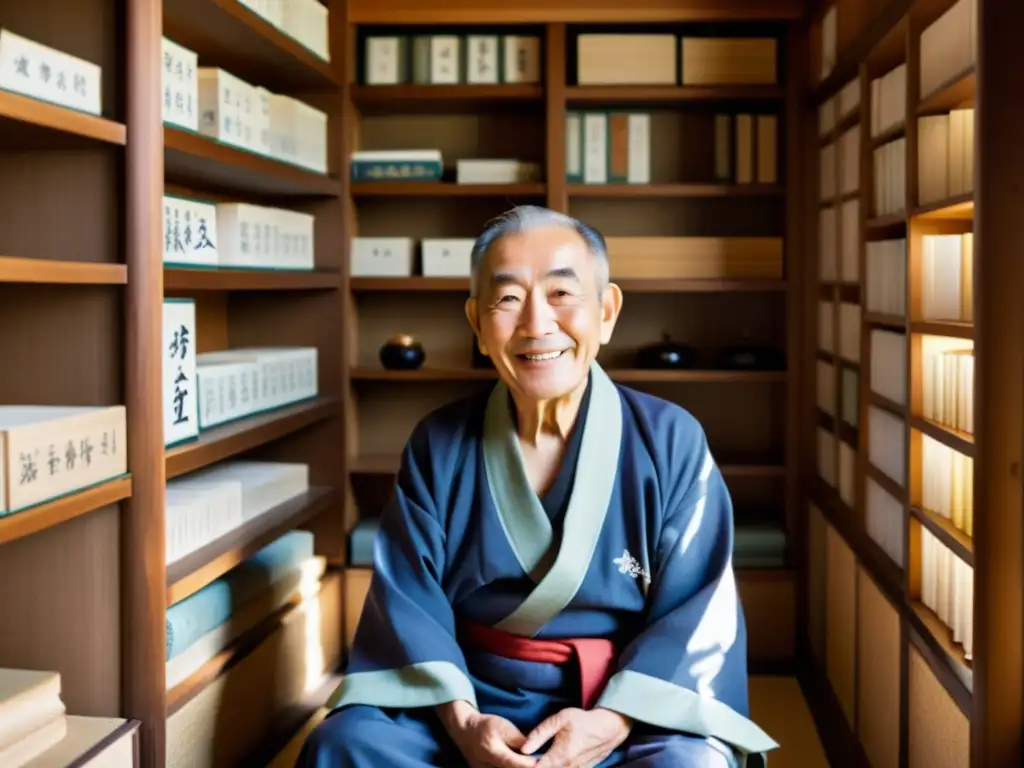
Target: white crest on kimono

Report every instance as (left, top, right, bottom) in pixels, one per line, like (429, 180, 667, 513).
(613, 549, 650, 585)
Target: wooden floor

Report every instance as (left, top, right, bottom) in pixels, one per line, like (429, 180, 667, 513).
(265, 675, 829, 768)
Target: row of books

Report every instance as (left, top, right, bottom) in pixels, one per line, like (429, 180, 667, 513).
(363, 34, 541, 86)
(349, 151, 539, 184)
(818, 300, 861, 363)
(869, 329, 907, 407)
(815, 359, 858, 427)
(166, 459, 310, 566)
(869, 405, 907, 490)
(576, 34, 777, 87)
(873, 137, 907, 218)
(162, 194, 315, 271)
(238, 0, 329, 61)
(0, 28, 101, 117)
(816, 426, 855, 506)
(865, 238, 907, 317)
(922, 342, 974, 436)
(866, 474, 905, 568)
(920, 527, 974, 660)
(818, 199, 860, 283)
(920, 0, 976, 101)
(817, 78, 860, 137)
(922, 233, 973, 323)
(162, 37, 328, 173)
(0, 669, 135, 767)
(819, 125, 859, 201)
(162, 300, 319, 449)
(870, 64, 906, 139)
(919, 109, 976, 205)
(921, 434, 974, 537)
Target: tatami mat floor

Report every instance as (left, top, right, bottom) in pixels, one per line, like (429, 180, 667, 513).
(266, 676, 830, 768)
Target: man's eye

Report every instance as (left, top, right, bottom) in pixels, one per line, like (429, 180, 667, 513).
(498, 295, 520, 303)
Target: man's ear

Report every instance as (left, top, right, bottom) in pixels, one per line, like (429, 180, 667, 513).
(599, 283, 623, 345)
(465, 297, 488, 355)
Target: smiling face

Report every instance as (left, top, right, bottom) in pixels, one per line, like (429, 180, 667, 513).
(465, 224, 622, 403)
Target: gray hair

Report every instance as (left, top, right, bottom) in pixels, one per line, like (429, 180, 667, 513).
(469, 205, 609, 297)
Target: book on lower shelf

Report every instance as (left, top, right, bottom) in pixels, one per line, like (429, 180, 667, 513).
(0, 405, 128, 516)
(0, 669, 136, 767)
(195, 347, 319, 430)
(166, 459, 310, 565)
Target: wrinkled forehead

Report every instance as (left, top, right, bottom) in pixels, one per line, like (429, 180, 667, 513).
(482, 226, 594, 283)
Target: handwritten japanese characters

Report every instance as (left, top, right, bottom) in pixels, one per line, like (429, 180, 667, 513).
(163, 195, 219, 267)
(0, 28, 102, 115)
(162, 37, 198, 132)
(0, 405, 127, 515)
(163, 299, 199, 447)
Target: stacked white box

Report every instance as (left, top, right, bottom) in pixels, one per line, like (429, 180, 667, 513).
(161, 37, 198, 131)
(215, 203, 315, 270)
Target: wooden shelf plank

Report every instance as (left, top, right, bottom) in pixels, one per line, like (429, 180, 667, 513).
(912, 193, 974, 220)
(909, 319, 973, 339)
(167, 570, 342, 716)
(568, 183, 783, 198)
(0, 90, 126, 148)
(349, 367, 787, 383)
(166, 397, 338, 479)
(350, 182, 545, 197)
(866, 212, 907, 230)
(164, 267, 341, 291)
(166, 486, 336, 605)
(0, 256, 127, 285)
(870, 121, 906, 148)
(565, 85, 783, 105)
(869, 390, 906, 417)
(910, 506, 974, 566)
(0, 476, 133, 546)
(910, 414, 975, 457)
(351, 84, 543, 114)
(163, 0, 338, 92)
(918, 67, 976, 115)
(864, 311, 906, 329)
(164, 127, 340, 198)
(349, 276, 787, 293)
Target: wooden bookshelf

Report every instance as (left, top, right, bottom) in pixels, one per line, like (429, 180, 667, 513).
(0, 1, 348, 767)
(342, 11, 800, 687)
(807, 1, 1023, 767)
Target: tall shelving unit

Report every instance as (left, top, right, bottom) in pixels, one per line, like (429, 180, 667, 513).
(339, 4, 805, 675)
(805, 0, 1023, 766)
(1, 1, 348, 767)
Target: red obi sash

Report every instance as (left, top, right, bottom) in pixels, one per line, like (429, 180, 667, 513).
(457, 620, 617, 710)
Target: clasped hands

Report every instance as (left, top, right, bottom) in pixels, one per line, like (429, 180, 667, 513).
(439, 700, 632, 768)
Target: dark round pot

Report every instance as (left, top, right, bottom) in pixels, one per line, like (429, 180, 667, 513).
(636, 335, 696, 369)
(379, 334, 426, 370)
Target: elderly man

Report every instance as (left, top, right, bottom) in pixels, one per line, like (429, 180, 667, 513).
(299, 206, 777, 767)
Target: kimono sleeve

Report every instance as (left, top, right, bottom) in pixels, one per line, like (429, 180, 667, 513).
(327, 421, 477, 711)
(595, 422, 779, 767)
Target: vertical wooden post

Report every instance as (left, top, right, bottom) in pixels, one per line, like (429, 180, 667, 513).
(784, 20, 808, 649)
(972, 1, 1024, 765)
(545, 23, 567, 214)
(123, 0, 167, 766)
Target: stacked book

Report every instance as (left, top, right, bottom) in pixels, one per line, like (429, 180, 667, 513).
(239, 0, 329, 60)
(166, 460, 310, 566)
(161, 195, 316, 271)
(162, 37, 328, 173)
(1, 406, 128, 518)
(0, 669, 137, 767)
(165, 530, 324, 689)
(362, 33, 541, 85)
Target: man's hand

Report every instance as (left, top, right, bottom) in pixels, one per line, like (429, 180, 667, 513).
(437, 699, 537, 768)
(519, 707, 633, 768)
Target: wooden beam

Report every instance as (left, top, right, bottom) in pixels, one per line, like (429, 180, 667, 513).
(348, 0, 804, 24)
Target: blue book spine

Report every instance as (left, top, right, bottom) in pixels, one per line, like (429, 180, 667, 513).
(350, 160, 443, 182)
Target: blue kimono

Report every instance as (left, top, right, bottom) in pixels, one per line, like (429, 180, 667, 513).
(299, 362, 778, 767)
